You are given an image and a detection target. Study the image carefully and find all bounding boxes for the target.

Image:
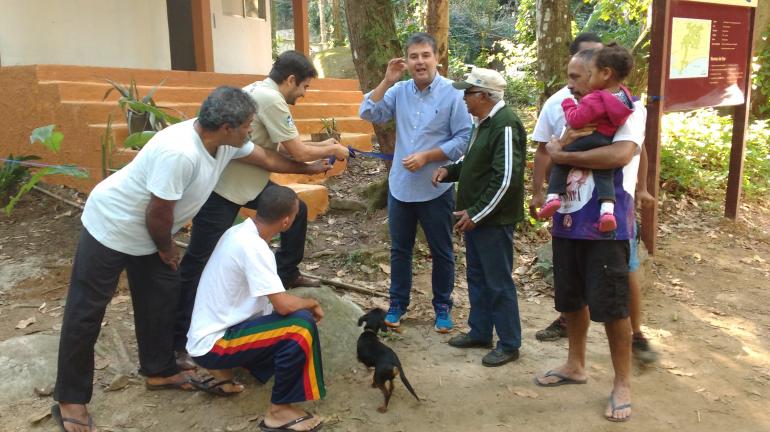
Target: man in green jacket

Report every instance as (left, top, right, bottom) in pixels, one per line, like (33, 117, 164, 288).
(432, 68, 527, 367)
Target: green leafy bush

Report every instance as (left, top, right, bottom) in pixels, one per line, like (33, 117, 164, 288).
(3, 125, 89, 214)
(660, 108, 770, 199)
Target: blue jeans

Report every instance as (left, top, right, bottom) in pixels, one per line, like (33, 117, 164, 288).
(465, 224, 522, 352)
(387, 188, 455, 310)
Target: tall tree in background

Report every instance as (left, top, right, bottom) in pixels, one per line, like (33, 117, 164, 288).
(427, 0, 450, 76)
(331, 0, 345, 46)
(346, 0, 402, 157)
(535, 0, 572, 104)
(318, 0, 327, 48)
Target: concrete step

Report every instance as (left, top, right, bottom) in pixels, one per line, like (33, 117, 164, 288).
(43, 81, 364, 105)
(90, 123, 374, 151)
(35, 64, 361, 91)
(238, 183, 329, 221)
(300, 133, 373, 151)
(295, 117, 373, 135)
(63, 100, 362, 124)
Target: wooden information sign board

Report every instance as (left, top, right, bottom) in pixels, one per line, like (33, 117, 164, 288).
(642, 0, 757, 254)
(664, 1, 754, 111)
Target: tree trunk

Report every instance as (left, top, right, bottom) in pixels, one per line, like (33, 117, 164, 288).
(318, 0, 327, 48)
(535, 0, 572, 106)
(331, 0, 344, 46)
(427, 0, 449, 76)
(751, 2, 770, 118)
(345, 0, 402, 158)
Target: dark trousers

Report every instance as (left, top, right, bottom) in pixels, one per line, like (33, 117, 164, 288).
(192, 310, 325, 404)
(387, 188, 455, 310)
(174, 183, 308, 350)
(54, 229, 180, 404)
(547, 131, 616, 202)
(464, 224, 522, 352)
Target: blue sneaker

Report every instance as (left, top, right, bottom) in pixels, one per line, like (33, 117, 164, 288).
(434, 304, 453, 333)
(384, 303, 404, 328)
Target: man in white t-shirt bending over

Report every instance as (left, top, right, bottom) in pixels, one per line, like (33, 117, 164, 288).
(52, 87, 328, 432)
(187, 185, 325, 432)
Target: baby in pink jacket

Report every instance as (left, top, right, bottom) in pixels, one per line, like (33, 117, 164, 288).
(538, 43, 635, 233)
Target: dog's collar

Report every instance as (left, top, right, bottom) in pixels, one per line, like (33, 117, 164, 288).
(363, 328, 378, 334)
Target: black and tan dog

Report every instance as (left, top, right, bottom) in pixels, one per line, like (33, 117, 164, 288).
(357, 308, 420, 412)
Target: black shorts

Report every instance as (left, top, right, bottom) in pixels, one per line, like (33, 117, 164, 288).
(552, 237, 630, 322)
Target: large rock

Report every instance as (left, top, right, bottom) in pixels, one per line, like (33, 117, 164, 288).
(0, 334, 59, 404)
(291, 286, 364, 379)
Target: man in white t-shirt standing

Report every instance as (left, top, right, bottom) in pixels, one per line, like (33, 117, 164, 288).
(187, 185, 325, 432)
(52, 87, 328, 432)
(174, 52, 349, 361)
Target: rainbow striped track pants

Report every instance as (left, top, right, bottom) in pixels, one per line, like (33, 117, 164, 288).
(193, 310, 325, 404)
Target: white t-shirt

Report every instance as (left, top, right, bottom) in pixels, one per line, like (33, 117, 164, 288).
(532, 86, 573, 143)
(186, 218, 286, 356)
(81, 119, 255, 255)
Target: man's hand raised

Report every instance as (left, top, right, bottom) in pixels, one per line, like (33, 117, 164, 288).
(384, 58, 407, 85)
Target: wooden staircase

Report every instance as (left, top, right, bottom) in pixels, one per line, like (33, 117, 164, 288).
(0, 65, 375, 219)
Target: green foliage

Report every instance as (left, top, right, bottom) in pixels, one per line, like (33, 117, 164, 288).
(123, 131, 157, 150)
(103, 77, 183, 150)
(0, 155, 39, 200)
(576, 0, 650, 48)
(449, 0, 516, 66)
(319, 118, 339, 135)
(752, 25, 770, 119)
(513, 0, 536, 46)
(29, 125, 64, 153)
(4, 125, 89, 215)
(504, 74, 542, 109)
(660, 109, 770, 199)
(392, 0, 426, 44)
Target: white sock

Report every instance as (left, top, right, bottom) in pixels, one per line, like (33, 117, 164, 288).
(600, 201, 615, 215)
(546, 193, 560, 202)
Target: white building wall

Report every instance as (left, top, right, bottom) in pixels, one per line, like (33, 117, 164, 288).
(0, 0, 171, 69)
(210, 0, 272, 74)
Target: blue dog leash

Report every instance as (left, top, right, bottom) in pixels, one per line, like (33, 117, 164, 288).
(328, 146, 394, 165)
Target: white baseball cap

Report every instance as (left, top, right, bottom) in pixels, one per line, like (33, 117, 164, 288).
(452, 67, 507, 93)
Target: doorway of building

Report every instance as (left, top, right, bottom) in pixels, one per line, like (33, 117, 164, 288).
(166, 0, 197, 71)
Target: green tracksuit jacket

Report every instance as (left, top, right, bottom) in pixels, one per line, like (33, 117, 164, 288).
(442, 102, 527, 226)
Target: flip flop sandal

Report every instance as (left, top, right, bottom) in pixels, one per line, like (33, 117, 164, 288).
(533, 370, 588, 387)
(258, 414, 323, 432)
(606, 392, 632, 422)
(51, 404, 95, 432)
(145, 375, 199, 391)
(192, 376, 244, 397)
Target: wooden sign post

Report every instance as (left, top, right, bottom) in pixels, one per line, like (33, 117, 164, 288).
(642, 0, 757, 253)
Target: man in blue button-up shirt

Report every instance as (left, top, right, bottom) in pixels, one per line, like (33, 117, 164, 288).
(359, 32, 472, 333)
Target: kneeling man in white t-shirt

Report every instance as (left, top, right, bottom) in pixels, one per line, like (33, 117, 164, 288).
(187, 185, 325, 432)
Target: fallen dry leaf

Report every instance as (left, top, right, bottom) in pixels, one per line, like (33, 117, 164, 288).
(27, 409, 51, 424)
(509, 386, 538, 398)
(16, 316, 36, 329)
(378, 263, 391, 274)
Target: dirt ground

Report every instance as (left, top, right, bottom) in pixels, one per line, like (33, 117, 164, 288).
(1, 162, 770, 431)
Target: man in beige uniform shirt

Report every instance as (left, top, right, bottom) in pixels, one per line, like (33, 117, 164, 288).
(173, 51, 349, 363)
